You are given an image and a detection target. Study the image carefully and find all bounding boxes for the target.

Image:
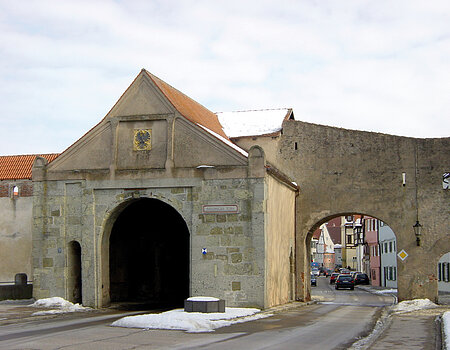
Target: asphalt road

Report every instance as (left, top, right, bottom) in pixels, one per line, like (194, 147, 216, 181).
(0, 277, 395, 349)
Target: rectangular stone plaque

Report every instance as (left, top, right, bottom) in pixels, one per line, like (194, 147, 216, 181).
(202, 204, 239, 214)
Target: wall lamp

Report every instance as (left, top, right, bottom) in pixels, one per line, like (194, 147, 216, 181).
(413, 220, 422, 246)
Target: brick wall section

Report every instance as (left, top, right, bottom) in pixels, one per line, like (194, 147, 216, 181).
(0, 183, 8, 197)
(0, 181, 33, 198)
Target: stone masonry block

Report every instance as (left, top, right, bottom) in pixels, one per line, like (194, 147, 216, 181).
(232, 281, 241, 291)
(231, 253, 243, 263)
(43, 258, 53, 268)
(210, 227, 223, 235)
(216, 215, 226, 223)
(226, 214, 238, 222)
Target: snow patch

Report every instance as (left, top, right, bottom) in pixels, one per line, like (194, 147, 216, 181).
(216, 109, 289, 138)
(111, 307, 270, 333)
(197, 124, 248, 157)
(372, 289, 397, 294)
(391, 298, 438, 314)
(186, 296, 220, 302)
(30, 297, 91, 315)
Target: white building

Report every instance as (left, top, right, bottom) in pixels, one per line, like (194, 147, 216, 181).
(379, 222, 397, 288)
(438, 252, 450, 293)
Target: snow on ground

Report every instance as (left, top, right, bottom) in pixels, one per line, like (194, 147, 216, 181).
(443, 311, 450, 350)
(391, 298, 439, 314)
(30, 297, 91, 315)
(111, 307, 271, 333)
(0, 298, 34, 305)
(372, 289, 397, 295)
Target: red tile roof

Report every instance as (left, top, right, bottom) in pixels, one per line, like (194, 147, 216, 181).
(312, 228, 321, 239)
(0, 154, 59, 180)
(145, 70, 229, 139)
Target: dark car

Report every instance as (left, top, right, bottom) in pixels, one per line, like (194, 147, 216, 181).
(311, 274, 317, 286)
(335, 275, 355, 290)
(330, 272, 339, 284)
(354, 273, 370, 285)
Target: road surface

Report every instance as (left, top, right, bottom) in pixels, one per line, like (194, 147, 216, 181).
(0, 277, 395, 349)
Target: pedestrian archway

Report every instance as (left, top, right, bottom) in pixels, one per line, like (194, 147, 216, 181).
(103, 198, 190, 309)
(67, 240, 82, 304)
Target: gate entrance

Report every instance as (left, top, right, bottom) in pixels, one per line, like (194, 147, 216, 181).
(109, 198, 189, 309)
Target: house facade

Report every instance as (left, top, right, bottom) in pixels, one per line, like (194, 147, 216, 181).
(379, 221, 398, 288)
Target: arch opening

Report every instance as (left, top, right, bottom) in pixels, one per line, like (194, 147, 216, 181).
(108, 198, 190, 310)
(67, 240, 82, 304)
(306, 214, 398, 301)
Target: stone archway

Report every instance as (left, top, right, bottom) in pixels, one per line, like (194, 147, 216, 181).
(67, 240, 82, 304)
(301, 213, 398, 301)
(101, 198, 190, 309)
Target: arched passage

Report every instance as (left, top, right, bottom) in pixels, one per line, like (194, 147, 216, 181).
(304, 213, 398, 300)
(106, 198, 190, 309)
(67, 240, 82, 304)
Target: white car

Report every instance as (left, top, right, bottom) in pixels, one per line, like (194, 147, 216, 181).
(312, 268, 320, 277)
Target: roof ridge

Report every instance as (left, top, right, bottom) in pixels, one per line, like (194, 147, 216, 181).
(0, 153, 59, 158)
(144, 70, 229, 140)
(215, 108, 290, 114)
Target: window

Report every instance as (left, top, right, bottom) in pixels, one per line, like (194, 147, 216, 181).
(439, 263, 442, 281)
(389, 242, 393, 253)
(393, 267, 397, 281)
(389, 267, 393, 280)
(12, 185, 19, 197)
(385, 243, 388, 253)
(347, 235, 352, 244)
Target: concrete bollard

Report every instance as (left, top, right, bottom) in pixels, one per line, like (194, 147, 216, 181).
(184, 296, 225, 313)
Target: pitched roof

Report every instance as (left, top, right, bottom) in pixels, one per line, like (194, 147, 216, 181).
(145, 70, 229, 139)
(216, 108, 294, 138)
(312, 228, 321, 239)
(0, 154, 59, 180)
(327, 226, 342, 245)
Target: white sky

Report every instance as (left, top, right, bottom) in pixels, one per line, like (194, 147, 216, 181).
(1, 0, 449, 155)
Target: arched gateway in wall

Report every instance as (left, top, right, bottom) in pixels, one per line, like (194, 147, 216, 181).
(100, 198, 190, 309)
(26, 69, 448, 309)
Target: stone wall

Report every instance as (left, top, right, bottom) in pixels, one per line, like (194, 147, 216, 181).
(32, 175, 269, 308)
(0, 180, 33, 283)
(277, 120, 450, 302)
(265, 175, 296, 307)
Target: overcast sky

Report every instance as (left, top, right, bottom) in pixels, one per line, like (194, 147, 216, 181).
(1, 0, 449, 155)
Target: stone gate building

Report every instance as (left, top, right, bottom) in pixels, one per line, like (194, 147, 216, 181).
(30, 70, 297, 309)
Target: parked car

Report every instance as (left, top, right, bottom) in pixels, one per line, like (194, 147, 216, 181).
(311, 274, 317, 286)
(323, 269, 332, 277)
(312, 268, 320, 277)
(330, 272, 340, 284)
(335, 275, 355, 290)
(339, 268, 351, 275)
(354, 273, 370, 285)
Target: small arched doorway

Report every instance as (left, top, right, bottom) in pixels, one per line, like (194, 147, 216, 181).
(67, 241, 82, 304)
(108, 198, 189, 309)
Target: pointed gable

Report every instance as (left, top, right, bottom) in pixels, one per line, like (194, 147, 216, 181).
(145, 70, 228, 139)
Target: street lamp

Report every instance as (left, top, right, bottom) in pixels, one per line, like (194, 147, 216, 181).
(413, 220, 422, 246)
